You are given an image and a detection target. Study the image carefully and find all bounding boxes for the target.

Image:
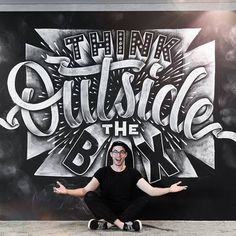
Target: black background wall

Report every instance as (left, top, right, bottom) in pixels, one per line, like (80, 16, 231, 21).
(0, 11, 235, 220)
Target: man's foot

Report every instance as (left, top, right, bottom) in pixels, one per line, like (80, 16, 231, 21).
(88, 219, 108, 230)
(123, 220, 142, 231)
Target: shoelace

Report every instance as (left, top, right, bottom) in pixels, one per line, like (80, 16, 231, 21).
(97, 220, 107, 230)
(125, 222, 134, 231)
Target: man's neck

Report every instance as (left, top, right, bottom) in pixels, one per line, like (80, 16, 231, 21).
(111, 164, 126, 172)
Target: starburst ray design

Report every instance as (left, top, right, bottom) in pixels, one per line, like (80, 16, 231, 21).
(25, 28, 215, 181)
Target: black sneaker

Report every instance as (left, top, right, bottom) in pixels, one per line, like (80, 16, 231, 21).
(123, 220, 142, 231)
(88, 219, 108, 230)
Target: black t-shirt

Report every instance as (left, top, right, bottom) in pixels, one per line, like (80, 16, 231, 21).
(94, 166, 143, 209)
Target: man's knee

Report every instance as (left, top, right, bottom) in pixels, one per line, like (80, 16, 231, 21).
(132, 196, 150, 211)
(84, 191, 97, 204)
(142, 196, 150, 205)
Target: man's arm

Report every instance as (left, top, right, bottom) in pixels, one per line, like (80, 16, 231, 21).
(53, 177, 99, 197)
(137, 178, 188, 197)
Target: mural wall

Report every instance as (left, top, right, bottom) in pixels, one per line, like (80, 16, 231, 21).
(0, 11, 236, 220)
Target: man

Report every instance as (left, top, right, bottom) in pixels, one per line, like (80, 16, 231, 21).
(53, 141, 187, 232)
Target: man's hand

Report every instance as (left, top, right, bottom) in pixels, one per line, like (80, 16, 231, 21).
(170, 181, 188, 193)
(53, 181, 68, 195)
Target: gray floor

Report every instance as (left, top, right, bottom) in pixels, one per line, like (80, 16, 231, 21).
(0, 221, 236, 236)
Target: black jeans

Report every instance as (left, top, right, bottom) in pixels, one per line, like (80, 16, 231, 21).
(84, 191, 149, 224)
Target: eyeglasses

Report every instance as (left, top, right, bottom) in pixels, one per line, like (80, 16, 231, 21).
(111, 150, 127, 155)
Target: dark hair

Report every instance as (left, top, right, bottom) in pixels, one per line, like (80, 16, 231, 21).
(109, 141, 130, 152)
(107, 141, 134, 167)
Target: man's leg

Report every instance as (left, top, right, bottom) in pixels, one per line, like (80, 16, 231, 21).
(84, 191, 117, 225)
(119, 196, 150, 222)
(84, 192, 148, 231)
(84, 191, 133, 230)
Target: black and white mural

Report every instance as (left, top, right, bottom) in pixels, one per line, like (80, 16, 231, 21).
(0, 11, 236, 220)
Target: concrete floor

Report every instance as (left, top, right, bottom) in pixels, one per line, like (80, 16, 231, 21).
(0, 221, 236, 236)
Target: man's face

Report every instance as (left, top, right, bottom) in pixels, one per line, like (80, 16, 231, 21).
(110, 145, 127, 166)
